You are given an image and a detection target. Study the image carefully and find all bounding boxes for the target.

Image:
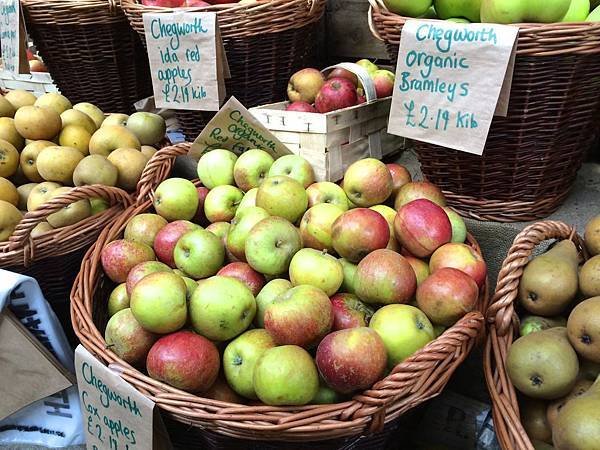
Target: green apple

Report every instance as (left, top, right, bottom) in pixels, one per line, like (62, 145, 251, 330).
(356, 59, 379, 74)
(587, 3, 600, 19)
(130, 272, 187, 334)
(443, 207, 467, 243)
(108, 283, 129, 317)
(562, 0, 590, 20)
(481, 0, 571, 23)
(289, 248, 343, 296)
(197, 149, 238, 189)
(233, 149, 274, 192)
(434, 0, 481, 21)
(299, 203, 344, 252)
(124, 213, 168, 248)
(245, 216, 302, 276)
(153, 178, 199, 221)
(238, 188, 258, 211)
(369, 304, 435, 368)
(90, 197, 109, 215)
(254, 278, 292, 327)
(204, 185, 244, 223)
(369, 204, 400, 252)
(73, 102, 105, 128)
(420, 5, 438, 17)
(126, 112, 166, 146)
(101, 113, 128, 127)
(312, 381, 343, 404)
(447, 17, 471, 21)
(382, 0, 432, 16)
(189, 275, 256, 341)
(253, 345, 319, 406)
(226, 206, 270, 261)
(339, 258, 358, 294)
(306, 181, 349, 211)
(174, 229, 225, 279)
(256, 175, 308, 223)
(267, 154, 315, 189)
(46, 187, 92, 228)
(223, 329, 276, 399)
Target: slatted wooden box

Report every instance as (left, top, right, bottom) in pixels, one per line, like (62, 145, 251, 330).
(249, 98, 405, 182)
(0, 70, 57, 96)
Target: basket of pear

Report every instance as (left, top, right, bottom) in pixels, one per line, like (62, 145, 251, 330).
(71, 142, 489, 444)
(485, 217, 600, 450)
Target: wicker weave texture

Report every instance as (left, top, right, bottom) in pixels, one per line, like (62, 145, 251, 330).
(368, 1, 600, 222)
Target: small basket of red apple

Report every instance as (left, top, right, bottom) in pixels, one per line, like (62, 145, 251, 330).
(249, 62, 405, 182)
(121, 0, 326, 140)
(71, 142, 489, 442)
(368, 0, 600, 222)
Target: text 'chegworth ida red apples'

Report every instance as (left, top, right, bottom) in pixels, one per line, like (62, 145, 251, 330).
(99, 150, 487, 407)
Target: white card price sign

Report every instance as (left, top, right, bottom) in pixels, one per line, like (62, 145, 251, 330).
(0, 0, 28, 75)
(143, 12, 228, 111)
(388, 20, 518, 155)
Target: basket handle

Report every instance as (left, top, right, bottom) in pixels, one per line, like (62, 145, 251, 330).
(8, 185, 132, 251)
(367, 0, 386, 42)
(486, 220, 585, 337)
(135, 142, 193, 204)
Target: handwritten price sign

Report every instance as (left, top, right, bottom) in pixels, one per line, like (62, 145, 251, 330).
(388, 20, 518, 155)
(0, 0, 28, 75)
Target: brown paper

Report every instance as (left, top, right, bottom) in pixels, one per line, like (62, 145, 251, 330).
(190, 96, 292, 160)
(75, 346, 173, 450)
(143, 12, 228, 111)
(0, 0, 29, 75)
(0, 311, 74, 420)
(388, 20, 518, 155)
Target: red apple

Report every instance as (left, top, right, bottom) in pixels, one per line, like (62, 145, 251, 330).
(29, 59, 47, 73)
(285, 101, 317, 113)
(386, 163, 412, 197)
(153, 220, 200, 268)
(327, 68, 358, 86)
(203, 0, 236, 3)
(287, 68, 325, 104)
(146, 330, 220, 393)
(371, 69, 395, 98)
(394, 199, 452, 258)
(394, 181, 446, 210)
(316, 327, 386, 394)
(355, 249, 417, 305)
(125, 260, 172, 296)
(330, 293, 375, 330)
(26, 49, 35, 61)
(264, 285, 333, 348)
(416, 267, 479, 326)
(217, 262, 266, 296)
(315, 77, 358, 113)
(429, 243, 487, 288)
(141, 0, 185, 6)
(185, 0, 211, 5)
(357, 94, 366, 104)
(193, 187, 210, 226)
(104, 308, 158, 367)
(331, 208, 390, 263)
(101, 240, 156, 283)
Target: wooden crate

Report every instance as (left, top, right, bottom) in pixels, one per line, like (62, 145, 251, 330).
(0, 70, 58, 96)
(250, 98, 405, 182)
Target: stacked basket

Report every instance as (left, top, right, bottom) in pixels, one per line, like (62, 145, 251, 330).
(368, 0, 600, 222)
(121, 0, 325, 140)
(71, 142, 488, 447)
(20, 0, 153, 113)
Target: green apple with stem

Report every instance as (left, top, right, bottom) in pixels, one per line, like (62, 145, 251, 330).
(153, 178, 198, 221)
(256, 175, 308, 224)
(481, 0, 571, 23)
(197, 149, 238, 189)
(174, 229, 225, 279)
(204, 185, 244, 223)
(306, 181, 349, 211)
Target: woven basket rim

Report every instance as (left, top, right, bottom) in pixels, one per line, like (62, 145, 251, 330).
(70, 142, 489, 441)
(482, 220, 587, 450)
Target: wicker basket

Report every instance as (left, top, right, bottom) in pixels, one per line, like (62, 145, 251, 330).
(20, 0, 152, 113)
(368, 1, 600, 222)
(483, 221, 587, 450)
(1, 185, 132, 346)
(121, 0, 325, 140)
(71, 142, 488, 442)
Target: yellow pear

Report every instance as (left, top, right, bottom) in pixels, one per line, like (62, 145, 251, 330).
(89, 125, 140, 157)
(16, 182, 37, 210)
(31, 221, 53, 237)
(0, 96, 16, 118)
(27, 181, 61, 211)
(0, 177, 18, 206)
(34, 92, 72, 115)
(58, 125, 91, 155)
(0, 200, 22, 241)
(107, 148, 149, 191)
(20, 140, 54, 182)
(101, 113, 128, 127)
(46, 187, 91, 228)
(0, 139, 19, 177)
(36, 146, 84, 185)
(14, 106, 62, 140)
(73, 155, 118, 187)
(60, 109, 97, 134)
(73, 103, 104, 128)
(0, 117, 25, 150)
(140, 145, 157, 159)
(4, 90, 36, 109)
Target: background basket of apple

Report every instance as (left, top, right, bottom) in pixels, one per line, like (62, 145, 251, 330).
(484, 217, 600, 450)
(368, 0, 600, 223)
(72, 141, 488, 442)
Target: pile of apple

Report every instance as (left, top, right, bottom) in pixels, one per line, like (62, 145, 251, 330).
(100, 149, 487, 406)
(386, 0, 600, 23)
(285, 60, 395, 114)
(0, 89, 166, 242)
